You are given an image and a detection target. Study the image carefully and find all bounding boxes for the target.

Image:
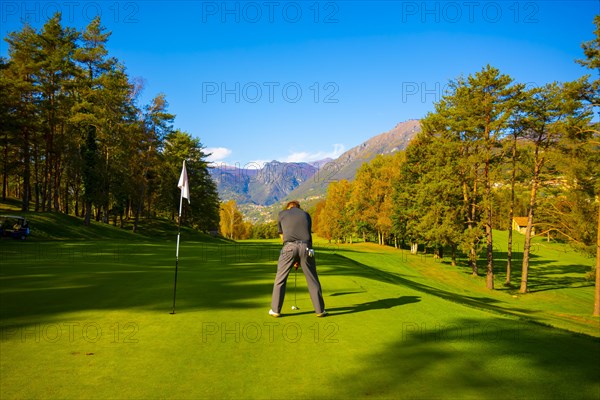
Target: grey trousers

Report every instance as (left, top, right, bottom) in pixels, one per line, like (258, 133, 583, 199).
(271, 242, 325, 314)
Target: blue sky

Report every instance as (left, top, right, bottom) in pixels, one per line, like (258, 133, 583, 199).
(1, 1, 598, 168)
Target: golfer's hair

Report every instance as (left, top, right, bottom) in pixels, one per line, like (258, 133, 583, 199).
(285, 200, 301, 209)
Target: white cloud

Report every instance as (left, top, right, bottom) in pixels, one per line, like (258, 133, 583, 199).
(205, 147, 232, 163)
(205, 144, 346, 169)
(283, 144, 345, 163)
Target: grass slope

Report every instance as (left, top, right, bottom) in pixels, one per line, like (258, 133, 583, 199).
(0, 200, 214, 242)
(0, 207, 598, 399)
(329, 231, 598, 337)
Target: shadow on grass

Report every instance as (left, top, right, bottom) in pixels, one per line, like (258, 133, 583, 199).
(0, 240, 593, 337)
(0, 241, 283, 328)
(524, 263, 595, 293)
(330, 291, 366, 296)
(327, 296, 421, 315)
(272, 296, 419, 317)
(330, 316, 600, 399)
(436, 247, 594, 294)
(317, 250, 538, 318)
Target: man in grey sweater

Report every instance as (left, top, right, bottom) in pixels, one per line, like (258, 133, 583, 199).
(269, 200, 327, 317)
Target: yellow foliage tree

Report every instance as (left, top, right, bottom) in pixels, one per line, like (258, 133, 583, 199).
(219, 200, 245, 240)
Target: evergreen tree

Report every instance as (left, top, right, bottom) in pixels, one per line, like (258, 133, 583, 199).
(392, 139, 424, 255)
(419, 66, 519, 287)
(574, 15, 600, 316)
(465, 66, 519, 289)
(71, 16, 118, 222)
(401, 132, 464, 262)
(81, 125, 101, 226)
(36, 13, 79, 212)
(502, 97, 528, 286)
(516, 80, 592, 293)
(1, 16, 221, 236)
(4, 24, 41, 211)
(127, 94, 175, 231)
(0, 57, 18, 201)
(160, 130, 220, 232)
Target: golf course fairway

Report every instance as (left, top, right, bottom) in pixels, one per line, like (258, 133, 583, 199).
(1, 232, 599, 399)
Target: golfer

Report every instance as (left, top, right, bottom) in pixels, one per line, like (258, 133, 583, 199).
(269, 200, 327, 317)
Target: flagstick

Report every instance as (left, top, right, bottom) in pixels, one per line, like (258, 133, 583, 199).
(170, 190, 184, 315)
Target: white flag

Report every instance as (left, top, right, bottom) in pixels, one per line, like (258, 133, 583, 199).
(178, 160, 190, 204)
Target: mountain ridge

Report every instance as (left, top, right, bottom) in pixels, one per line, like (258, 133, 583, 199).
(284, 119, 421, 204)
(209, 119, 421, 221)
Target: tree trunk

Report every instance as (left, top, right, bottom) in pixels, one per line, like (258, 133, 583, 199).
(53, 159, 61, 212)
(74, 182, 80, 217)
(2, 131, 7, 201)
(520, 162, 541, 294)
(463, 177, 478, 276)
(33, 142, 39, 212)
(470, 247, 478, 276)
(64, 176, 69, 215)
(133, 205, 140, 233)
(506, 223, 514, 285)
(451, 244, 457, 267)
(21, 127, 30, 212)
(471, 175, 479, 276)
(593, 200, 599, 317)
(84, 200, 92, 226)
(411, 242, 418, 254)
(41, 144, 50, 212)
(133, 185, 145, 233)
(506, 139, 516, 286)
(485, 168, 494, 289)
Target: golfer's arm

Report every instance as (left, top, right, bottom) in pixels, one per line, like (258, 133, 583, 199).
(279, 234, 283, 242)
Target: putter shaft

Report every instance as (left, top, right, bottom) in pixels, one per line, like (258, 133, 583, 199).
(293, 264, 299, 310)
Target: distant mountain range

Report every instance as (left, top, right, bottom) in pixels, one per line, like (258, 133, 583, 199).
(208, 119, 421, 222)
(209, 160, 323, 206)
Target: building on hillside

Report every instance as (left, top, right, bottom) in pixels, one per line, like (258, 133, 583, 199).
(512, 217, 535, 235)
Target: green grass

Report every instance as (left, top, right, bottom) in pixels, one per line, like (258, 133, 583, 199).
(332, 231, 598, 337)
(1, 209, 599, 399)
(0, 201, 216, 242)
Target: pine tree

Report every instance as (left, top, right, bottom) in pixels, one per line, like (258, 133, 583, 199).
(503, 88, 528, 287)
(1, 15, 221, 235)
(160, 130, 220, 232)
(81, 125, 101, 226)
(4, 24, 40, 211)
(517, 80, 592, 293)
(0, 57, 18, 201)
(574, 15, 600, 316)
(419, 66, 519, 288)
(464, 66, 519, 289)
(36, 13, 79, 212)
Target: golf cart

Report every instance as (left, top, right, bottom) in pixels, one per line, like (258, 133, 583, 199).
(0, 215, 30, 240)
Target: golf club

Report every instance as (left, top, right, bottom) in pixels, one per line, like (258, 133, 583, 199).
(291, 262, 299, 310)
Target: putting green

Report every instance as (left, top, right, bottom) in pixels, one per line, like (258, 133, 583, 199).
(1, 238, 598, 399)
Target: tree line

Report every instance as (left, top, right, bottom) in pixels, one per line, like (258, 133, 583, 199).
(218, 199, 279, 240)
(0, 14, 220, 232)
(314, 18, 599, 314)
